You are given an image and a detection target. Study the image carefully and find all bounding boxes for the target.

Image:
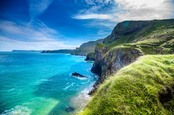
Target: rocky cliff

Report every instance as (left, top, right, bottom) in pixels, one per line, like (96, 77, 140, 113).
(89, 19, 174, 94)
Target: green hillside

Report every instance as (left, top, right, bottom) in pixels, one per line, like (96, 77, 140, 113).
(71, 39, 103, 55)
(80, 55, 174, 115)
(103, 19, 174, 54)
(80, 19, 174, 115)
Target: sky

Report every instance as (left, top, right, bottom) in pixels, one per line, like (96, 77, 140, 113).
(0, 0, 174, 51)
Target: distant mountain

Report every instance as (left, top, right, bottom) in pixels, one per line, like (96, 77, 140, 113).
(12, 50, 42, 52)
(41, 49, 74, 53)
(71, 39, 103, 56)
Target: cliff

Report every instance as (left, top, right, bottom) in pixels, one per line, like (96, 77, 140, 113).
(80, 55, 174, 115)
(91, 19, 174, 85)
(80, 19, 174, 114)
(85, 52, 95, 61)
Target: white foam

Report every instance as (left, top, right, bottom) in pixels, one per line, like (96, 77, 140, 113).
(7, 88, 15, 92)
(63, 83, 75, 90)
(1, 105, 31, 115)
(74, 77, 87, 80)
(70, 83, 94, 111)
(35, 78, 52, 85)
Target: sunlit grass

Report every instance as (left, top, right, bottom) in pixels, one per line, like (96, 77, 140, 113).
(80, 55, 174, 115)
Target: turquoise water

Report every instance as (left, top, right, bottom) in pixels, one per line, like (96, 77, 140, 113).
(0, 52, 96, 115)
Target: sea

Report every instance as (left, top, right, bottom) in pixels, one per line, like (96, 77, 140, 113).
(0, 52, 96, 115)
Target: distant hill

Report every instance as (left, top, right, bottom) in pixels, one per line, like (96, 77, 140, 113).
(103, 19, 174, 54)
(41, 49, 74, 53)
(71, 39, 103, 56)
(12, 50, 41, 52)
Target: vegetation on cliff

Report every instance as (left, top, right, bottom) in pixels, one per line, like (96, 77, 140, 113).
(80, 55, 174, 115)
(91, 19, 174, 79)
(81, 19, 174, 114)
(103, 19, 174, 54)
(85, 52, 95, 61)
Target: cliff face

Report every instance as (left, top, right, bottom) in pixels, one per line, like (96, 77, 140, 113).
(91, 46, 143, 90)
(101, 47, 143, 78)
(91, 43, 108, 76)
(85, 52, 95, 61)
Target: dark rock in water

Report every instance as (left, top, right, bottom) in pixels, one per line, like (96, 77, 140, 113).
(72, 72, 87, 78)
(65, 106, 75, 112)
(88, 88, 96, 95)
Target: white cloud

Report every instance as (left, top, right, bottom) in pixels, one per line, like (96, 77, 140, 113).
(73, 13, 112, 20)
(114, 0, 174, 21)
(0, 36, 76, 51)
(29, 0, 53, 19)
(0, 21, 77, 51)
(0, 20, 58, 42)
(73, 0, 174, 22)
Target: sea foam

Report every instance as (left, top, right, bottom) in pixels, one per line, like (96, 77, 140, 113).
(1, 105, 31, 115)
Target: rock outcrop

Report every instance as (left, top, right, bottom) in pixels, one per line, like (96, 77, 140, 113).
(65, 106, 75, 112)
(71, 72, 87, 78)
(91, 43, 108, 76)
(85, 52, 95, 61)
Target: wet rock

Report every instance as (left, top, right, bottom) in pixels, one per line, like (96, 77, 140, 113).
(65, 106, 75, 112)
(72, 72, 86, 78)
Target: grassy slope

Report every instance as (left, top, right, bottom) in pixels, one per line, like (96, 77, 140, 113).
(80, 55, 174, 115)
(106, 20, 174, 54)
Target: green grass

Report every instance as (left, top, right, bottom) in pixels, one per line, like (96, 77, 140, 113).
(105, 19, 174, 54)
(80, 55, 174, 115)
(107, 28, 174, 55)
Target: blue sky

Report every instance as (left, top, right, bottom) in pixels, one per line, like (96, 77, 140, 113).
(0, 0, 174, 51)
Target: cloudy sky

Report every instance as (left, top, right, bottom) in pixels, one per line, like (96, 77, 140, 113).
(0, 0, 174, 51)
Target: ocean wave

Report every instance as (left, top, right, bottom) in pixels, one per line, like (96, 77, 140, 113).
(1, 105, 31, 115)
(35, 78, 52, 85)
(63, 83, 75, 90)
(7, 88, 15, 92)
